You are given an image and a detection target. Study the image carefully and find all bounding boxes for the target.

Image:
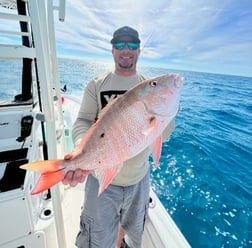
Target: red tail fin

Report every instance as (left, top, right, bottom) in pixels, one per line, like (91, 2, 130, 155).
(20, 159, 65, 195)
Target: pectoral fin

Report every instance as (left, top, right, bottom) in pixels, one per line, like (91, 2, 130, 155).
(142, 116, 156, 136)
(150, 135, 163, 167)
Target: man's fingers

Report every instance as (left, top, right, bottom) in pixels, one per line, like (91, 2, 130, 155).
(62, 170, 74, 185)
(74, 169, 87, 183)
(64, 153, 73, 160)
(62, 169, 87, 187)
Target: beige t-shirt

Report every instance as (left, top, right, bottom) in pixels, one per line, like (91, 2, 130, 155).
(72, 72, 174, 186)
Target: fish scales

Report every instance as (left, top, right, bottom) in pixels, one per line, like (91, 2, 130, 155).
(83, 92, 147, 166)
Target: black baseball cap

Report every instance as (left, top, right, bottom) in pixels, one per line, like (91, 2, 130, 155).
(111, 26, 141, 44)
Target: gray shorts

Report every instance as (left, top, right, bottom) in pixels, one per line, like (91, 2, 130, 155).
(75, 171, 150, 248)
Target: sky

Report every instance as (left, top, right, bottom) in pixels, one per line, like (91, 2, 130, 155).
(1, 0, 252, 77)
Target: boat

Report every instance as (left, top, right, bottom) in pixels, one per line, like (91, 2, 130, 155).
(0, 1, 191, 247)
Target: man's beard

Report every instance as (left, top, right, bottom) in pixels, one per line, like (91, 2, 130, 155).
(118, 63, 134, 69)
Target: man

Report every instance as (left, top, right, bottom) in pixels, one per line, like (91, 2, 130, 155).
(63, 26, 174, 248)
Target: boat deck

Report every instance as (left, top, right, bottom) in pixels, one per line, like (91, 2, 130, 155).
(61, 182, 190, 248)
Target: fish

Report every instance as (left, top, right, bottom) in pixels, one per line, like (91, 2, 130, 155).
(20, 73, 183, 196)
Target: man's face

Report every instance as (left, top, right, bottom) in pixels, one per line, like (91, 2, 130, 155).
(112, 36, 140, 74)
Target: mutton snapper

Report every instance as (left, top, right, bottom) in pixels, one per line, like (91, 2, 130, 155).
(21, 73, 183, 196)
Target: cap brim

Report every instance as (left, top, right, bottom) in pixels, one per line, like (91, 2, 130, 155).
(111, 36, 140, 44)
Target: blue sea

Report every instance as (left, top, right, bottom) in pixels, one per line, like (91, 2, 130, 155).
(1, 58, 251, 247)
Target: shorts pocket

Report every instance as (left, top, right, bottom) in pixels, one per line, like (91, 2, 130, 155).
(142, 200, 149, 233)
(75, 214, 93, 248)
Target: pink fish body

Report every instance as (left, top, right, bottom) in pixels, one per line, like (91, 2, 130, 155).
(21, 73, 183, 195)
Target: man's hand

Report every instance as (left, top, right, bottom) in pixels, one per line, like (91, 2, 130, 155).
(62, 152, 89, 187)
(62, 169, 87, 187)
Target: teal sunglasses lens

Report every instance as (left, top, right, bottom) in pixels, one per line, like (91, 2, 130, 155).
(113, 42, 139, 50)
(113, 42, 126, 50)
(127, 42, 139, 50)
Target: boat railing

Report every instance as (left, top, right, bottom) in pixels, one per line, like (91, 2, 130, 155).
(0, 0, 67, 160)
(0, 1, 68, 248)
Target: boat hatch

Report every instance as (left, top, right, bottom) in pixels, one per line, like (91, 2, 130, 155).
(0, 108, 34, 193)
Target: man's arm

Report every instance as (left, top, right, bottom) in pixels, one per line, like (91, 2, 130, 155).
(72, 79, 98, 145)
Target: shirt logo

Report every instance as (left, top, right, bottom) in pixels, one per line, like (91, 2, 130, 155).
(100, 90, 127, 108)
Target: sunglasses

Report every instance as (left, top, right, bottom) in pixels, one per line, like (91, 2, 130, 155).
(113, 42, 140, 50)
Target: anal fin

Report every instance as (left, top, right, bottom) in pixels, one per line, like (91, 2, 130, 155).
(95, 164, 123, 196)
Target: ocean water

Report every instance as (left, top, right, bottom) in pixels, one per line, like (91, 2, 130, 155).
(1, 58, 251, 247)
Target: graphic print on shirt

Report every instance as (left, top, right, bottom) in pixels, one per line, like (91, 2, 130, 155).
(100, 90, 127, 108)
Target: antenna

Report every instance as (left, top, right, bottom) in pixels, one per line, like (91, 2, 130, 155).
(141, 29, 154, 52)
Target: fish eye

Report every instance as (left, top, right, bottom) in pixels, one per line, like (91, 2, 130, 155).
(150, 81, 157, 87)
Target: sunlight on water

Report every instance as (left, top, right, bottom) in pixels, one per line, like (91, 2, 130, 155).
(0, 59, 22, 101)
